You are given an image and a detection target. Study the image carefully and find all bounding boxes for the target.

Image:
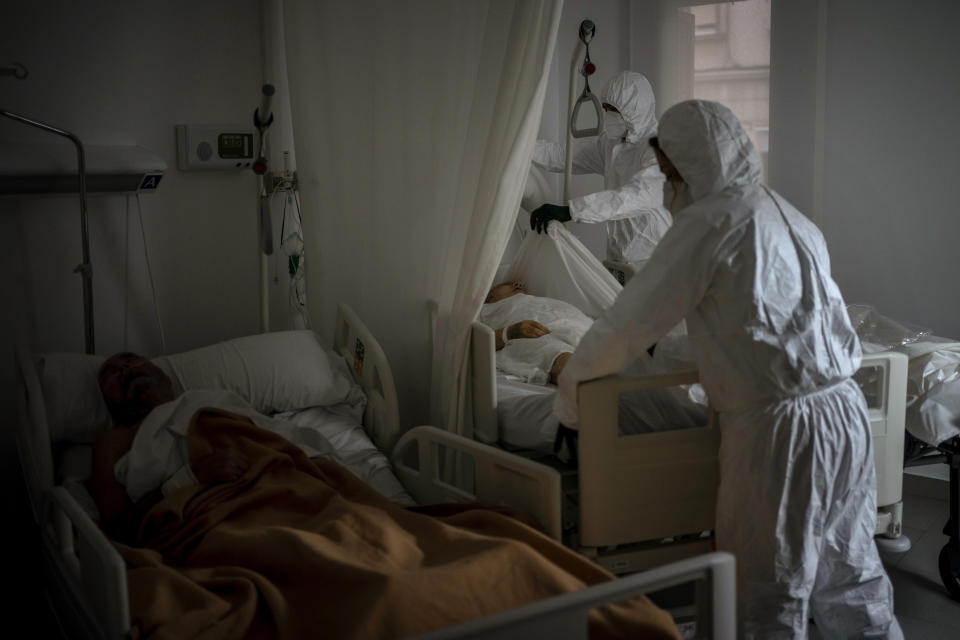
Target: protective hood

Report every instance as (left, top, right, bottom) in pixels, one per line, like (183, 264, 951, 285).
(657, 100, 762, 203)
(601, 71, 657, 143)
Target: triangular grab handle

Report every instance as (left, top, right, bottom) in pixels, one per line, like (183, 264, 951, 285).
(570, 92, 604, 139)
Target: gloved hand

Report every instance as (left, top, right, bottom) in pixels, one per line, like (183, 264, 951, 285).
(530, 203, 572, 234)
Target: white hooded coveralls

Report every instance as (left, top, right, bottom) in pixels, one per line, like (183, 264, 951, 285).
(532, 71, 672, 264)
(554, 100, 901, 639)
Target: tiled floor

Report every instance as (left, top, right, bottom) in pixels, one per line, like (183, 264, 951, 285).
(809, 471, 960, 639)
(878, 472, 960, 638)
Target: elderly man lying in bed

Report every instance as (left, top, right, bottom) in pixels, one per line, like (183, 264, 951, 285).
(88, 352, 683, 640)
(481, 280, 593, 385)
(89, 352, 409, 542)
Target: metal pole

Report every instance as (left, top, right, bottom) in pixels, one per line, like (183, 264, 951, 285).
(1, 109, 95, 353)
(564, 39, 585, 204)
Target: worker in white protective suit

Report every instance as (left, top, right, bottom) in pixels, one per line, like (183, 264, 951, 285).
(528, 71, 672, 266)
(553, 100, 902, 639)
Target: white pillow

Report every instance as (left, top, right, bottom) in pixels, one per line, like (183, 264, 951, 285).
(40, 330, 354, 443)
(154, 330, 354, 415)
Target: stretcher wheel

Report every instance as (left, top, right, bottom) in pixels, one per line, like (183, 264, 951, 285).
(939, 545, 960, 602)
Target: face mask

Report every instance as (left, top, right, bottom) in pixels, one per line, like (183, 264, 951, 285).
(602, 111, 627, 139)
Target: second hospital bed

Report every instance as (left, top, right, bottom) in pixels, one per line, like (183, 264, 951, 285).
(469, 319, 909, 574)
(15, 302, 735, 639)
(469, 220, 910, 575)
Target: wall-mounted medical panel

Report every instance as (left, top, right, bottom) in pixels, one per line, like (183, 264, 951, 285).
(0, 143, 166, 195)
(176, 124, 255, 171)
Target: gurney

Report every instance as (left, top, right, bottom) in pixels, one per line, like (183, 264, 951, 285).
(850, 304, 960, 601)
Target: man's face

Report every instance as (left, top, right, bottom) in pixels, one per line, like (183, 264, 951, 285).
(99, 353, 175, 426)
(485, 281, 526, 304)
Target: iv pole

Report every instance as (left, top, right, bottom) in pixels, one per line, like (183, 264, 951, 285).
(253, 84, 275, 333)
(1, 107, 95, 354)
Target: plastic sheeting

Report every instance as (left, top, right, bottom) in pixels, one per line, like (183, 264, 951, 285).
(848, 303, 931, 349)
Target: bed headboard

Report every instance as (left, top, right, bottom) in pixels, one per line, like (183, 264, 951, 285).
(334, 302, 401, 452)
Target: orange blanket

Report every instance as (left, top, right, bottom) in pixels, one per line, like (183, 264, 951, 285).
(116, 408, 681, 639)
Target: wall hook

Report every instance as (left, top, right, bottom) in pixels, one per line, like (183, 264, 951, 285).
(2, 62, 29, 79)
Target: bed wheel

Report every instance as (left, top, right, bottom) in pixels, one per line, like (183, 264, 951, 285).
(938, 545, 960, 602)
(875, 534, 911, 555)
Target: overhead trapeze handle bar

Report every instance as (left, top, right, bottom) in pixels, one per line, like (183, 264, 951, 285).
(564, 19, 604, 201)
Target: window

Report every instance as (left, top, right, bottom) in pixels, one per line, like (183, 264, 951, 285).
(686, 0, 771, 179)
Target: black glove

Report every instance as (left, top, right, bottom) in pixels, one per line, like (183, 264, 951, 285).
(530, 203, 572, 234)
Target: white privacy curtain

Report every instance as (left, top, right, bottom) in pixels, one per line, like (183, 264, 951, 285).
(284, 0, 562, 432)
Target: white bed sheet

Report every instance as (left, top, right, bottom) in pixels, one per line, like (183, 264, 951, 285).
(274, 404, 414, 505)
(58, 399, 415, 524)
(496, 373, 559, 453)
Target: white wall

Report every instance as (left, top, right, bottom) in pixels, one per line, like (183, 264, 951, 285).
(770, 0, 960, 338)
(0, 2, 263, 474)
(0, 1, 264, 356)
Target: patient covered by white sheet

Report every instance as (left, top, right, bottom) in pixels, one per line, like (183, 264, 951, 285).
(479, 281, 593, 385)
(850, 304, 960, 446)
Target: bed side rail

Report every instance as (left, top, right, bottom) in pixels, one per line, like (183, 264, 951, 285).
(43, 487, 129, 640)
(470, 322, 498, 444)
(393, 426, 563, 540)
(577, 371, 720, 547)
(334, 302, 401, 452)
(411, 551, 736, 640)
(15, 341, 55, 524)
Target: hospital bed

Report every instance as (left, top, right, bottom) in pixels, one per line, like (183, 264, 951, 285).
(15, 302, 736, 639)
(469, 320, 909, 574)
